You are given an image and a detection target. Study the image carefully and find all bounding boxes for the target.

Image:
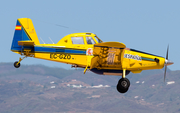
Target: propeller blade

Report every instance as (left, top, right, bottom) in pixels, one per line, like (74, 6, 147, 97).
(164, 65, 167, 82)
(164, 45, 169, 82)
(166, 45, 169, 60)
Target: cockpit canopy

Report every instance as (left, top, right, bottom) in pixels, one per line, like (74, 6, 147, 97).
(57, 32, 102, 45)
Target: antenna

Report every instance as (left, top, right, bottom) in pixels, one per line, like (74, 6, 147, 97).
(39, 37, 45, 44)
(49, 37, 54, 44)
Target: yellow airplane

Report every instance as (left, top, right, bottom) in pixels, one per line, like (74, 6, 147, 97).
(11, 18, 174, 93)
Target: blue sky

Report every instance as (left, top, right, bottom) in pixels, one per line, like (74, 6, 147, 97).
(0, 0, 179, 70)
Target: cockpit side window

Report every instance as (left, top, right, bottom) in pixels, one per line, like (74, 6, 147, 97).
(86, 36, 96, 44)
(71, 37, 84, 44)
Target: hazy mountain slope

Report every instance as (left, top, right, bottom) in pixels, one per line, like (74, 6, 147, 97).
(0, 63, 179, 113)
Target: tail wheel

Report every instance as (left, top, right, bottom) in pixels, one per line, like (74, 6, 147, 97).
(14, 61, 20, 68)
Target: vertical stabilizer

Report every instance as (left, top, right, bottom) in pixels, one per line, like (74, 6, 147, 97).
(11, 18, 40, 51)
(18, 18, 40, 44)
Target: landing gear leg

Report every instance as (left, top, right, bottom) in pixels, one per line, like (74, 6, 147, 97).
(116, 69, 130, 93)
(14, 57, 26, 68)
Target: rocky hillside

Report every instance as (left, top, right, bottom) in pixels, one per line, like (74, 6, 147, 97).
(0, 63, 179, 113)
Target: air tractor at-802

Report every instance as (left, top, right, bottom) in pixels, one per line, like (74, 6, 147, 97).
(11, 18, 173, 93)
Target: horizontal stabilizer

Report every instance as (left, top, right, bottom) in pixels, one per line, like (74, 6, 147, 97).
(18, 41, 34, 46)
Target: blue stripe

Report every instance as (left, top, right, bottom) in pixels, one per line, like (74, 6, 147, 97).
(141, 57, 155, 61)
(34, 47, 56, 53)
(33, 46, 86, 55)
(12, 46, 86, 55)
(56, 49, 65, 52)
(64, 49, 86, 54)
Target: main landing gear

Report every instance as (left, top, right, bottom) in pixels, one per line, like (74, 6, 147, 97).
(116, 69, 130, 93)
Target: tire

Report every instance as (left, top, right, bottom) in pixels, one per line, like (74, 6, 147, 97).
(116, 83, 129, 93)
(14, 61, 20, 68)
(118, 78, 130, 90)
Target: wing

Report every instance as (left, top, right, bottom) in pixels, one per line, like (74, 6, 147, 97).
(93, 42, 126, 48)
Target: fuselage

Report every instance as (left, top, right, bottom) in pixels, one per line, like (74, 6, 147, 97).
(12, 32, 166, 75)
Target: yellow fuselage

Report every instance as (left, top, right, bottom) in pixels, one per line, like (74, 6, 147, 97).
(11, 18, 166, 76)
(13, 32, 165, 75)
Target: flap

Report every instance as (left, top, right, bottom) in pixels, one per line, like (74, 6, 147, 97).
(18, 41, 34, 46)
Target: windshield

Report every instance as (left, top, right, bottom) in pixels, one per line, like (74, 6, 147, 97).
(94, 36, 103, 43)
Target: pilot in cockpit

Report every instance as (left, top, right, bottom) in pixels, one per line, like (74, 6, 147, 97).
(87, 37, 92, 44)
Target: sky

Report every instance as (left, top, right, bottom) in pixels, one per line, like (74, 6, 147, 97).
(0, 0, 179, 70)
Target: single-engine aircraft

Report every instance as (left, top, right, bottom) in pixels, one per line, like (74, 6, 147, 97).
(11, 18, 174, 93)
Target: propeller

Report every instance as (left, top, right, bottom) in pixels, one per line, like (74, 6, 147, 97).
(164, 45, 168, 82)
(164, 45, 174, 82)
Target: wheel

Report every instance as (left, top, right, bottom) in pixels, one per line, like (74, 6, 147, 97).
(116, 84, 129, 93)
(118, 78, 130, 90)
(116, 78, 130, 93)
(14, 61, 20, 68)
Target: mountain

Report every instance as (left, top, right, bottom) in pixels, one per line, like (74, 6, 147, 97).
(0, 62, 179, 113)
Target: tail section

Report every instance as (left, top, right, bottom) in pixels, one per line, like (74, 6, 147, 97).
(11, 18, 40, 51)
